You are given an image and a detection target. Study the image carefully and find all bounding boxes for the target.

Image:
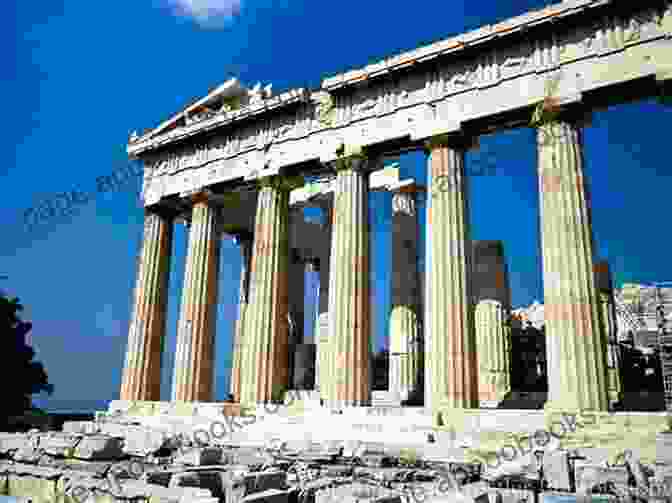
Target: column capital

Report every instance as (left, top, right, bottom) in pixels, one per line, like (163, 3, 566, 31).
(332, 143, 372, 173)
(424, 133, 475, 154)
(182, 188, 215, 205)
(257, 174, 304, 192)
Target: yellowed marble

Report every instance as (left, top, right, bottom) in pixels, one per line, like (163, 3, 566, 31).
(8, 476, 57, 503)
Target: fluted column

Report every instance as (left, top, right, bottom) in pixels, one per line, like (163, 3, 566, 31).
(425, 135, 478, 410)
(389, 186, 421, 401)
(475, 300, 510, 406)
(120, 209, 174, 401)
(326, 150, 371, 407)
(537, 118, 608, 412)
(239, 175, 301, 404)
(172, 193, 221, 402)
(230, 232, 252, 402)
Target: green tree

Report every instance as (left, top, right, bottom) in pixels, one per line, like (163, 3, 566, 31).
(0, 293, 54, 425)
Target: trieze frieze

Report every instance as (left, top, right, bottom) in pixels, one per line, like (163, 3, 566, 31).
(137, 1, 671, 205)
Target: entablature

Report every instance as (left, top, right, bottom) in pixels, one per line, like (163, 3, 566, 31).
(132, 0, 671, 207)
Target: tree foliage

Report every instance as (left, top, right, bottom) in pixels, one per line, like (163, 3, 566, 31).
(0, 293, 54, 420)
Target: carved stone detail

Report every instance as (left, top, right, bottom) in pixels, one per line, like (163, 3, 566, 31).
(135, 4, 668, 207)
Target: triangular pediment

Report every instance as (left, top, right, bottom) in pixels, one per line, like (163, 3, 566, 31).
(130, 78, 276, 144)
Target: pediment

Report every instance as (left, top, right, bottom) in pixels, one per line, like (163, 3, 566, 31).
(129, 78, 273, 145)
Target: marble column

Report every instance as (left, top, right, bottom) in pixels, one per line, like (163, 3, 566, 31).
(120, 208, 174, 401)
(389, 185, 421, 401)
(475, 300, 510, 406)
(425, 135, 478, 410)
(172, 193, 221, 402)
(537, 119, 608, 412)
(230, 232, 252, 402)
(326, 152, 371, 407)
(239, 175, 300, 404)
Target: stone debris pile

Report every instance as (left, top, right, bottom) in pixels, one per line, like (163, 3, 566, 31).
(0, 412, 671, 503)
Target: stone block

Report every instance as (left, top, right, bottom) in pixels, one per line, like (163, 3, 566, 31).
(543, 451, 571, 491)
(3, 465, 63, 503)
(169, 470, 227, 501)
(574, 448, 611, 467)
(11, 446, 42, 464)
(120, 478, 213, 502)
(361, 454, 390, 468)
(241, 488, 291, 503)
(244, 470, 286, 495)
(62, 421, 100, 435)
(173, 447, 222, 466)
(122, 426, 168, 456)
(656, 432, 672, 464)
(0, 433, 34, 454)
(230, 451, 269, 467)
(314, 481, 399, 503)
(575, 465, 628, 492)
(7, 474, 59, 503)
(221, 470, 248, 503)
(486, 489, 536, 503)
(322, 464, 354, 477)
(97, 422, 129, 438)
(38, 433, 82, 457)
(73, 435, 124, 460)
(54, 459, 113, 477)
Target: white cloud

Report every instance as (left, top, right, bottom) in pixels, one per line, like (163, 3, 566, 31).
(167, 0, 242, 26)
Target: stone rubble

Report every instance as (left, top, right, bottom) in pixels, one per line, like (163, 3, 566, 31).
(0, 411, 671, 503)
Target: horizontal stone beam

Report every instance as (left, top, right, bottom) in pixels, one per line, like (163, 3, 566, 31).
(288, 164, 401, 206)
(135, 2, 672, 207)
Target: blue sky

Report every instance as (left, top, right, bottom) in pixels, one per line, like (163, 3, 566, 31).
(5, 0, 671, 406)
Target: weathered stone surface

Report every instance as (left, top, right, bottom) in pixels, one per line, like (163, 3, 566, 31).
(0, 464, 62, 503)
(172, 197, 221, 402)
(575, 465, 628, 493)
(241, 488, 292, 503)
(656, 432, 672, 464)
(169, 470, 229, 502)
(243, 470, 287, 495)
(173, 447, 222, 466)
(239, 178, 293, 405)
(62, 421, 100, 435)
(120, 426, 168, 456)
(121, 479, 213, 502)
(542, 451, 571, 491)
(0, 433, 35, 454)
(325, 159, 371, 407)
(537, 119, 608, 412)
(11, 446, 42, 464)
(220, 469, 248, 503)
(314, 481, 399, 503)
(121, 210, 173, 402)
(38, 432, 82, 457)
(425, 137, 477, 410)
(73, 435, 124, 460)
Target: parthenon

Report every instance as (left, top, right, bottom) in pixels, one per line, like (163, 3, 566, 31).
(120, 0, 672, 414)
